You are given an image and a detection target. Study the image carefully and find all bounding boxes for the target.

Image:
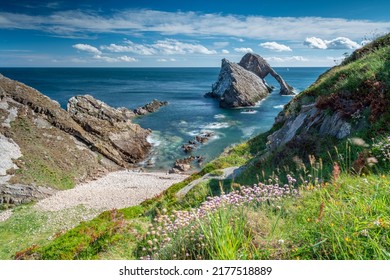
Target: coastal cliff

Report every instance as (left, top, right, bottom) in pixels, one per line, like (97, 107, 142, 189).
(0, 75, 156, 207)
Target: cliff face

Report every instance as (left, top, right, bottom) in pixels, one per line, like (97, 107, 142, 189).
(206, 53, 293, 108)
(0, 74, 153, 207)
(265, 34, 390, 155)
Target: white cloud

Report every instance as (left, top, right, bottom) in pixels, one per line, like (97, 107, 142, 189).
(304, 36, 361, 49)
(259, 42, 292, 52)
(153, 39, 216, 55)
(73, 43, 101, 54)
(118, 55, 137, 62)
(234, 47, 253, 53)
(93, 54, 118, 62)
(2, 10, 388, 41)
(222, 49, 230, 54)
(101, 40, 156, 55)
(157, 58, 167, 62)
(266, 56, 308, 62)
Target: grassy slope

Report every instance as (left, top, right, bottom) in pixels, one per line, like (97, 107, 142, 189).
(9, 34, 390, 260)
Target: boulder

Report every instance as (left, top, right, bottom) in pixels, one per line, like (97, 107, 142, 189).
(206, 59, 269, 108)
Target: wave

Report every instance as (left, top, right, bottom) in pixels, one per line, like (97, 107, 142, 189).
(273, 105, 284, 109)
(201, 122, 230, 129)
(241, 110, 257, 114)
(214, 114, 226, 119)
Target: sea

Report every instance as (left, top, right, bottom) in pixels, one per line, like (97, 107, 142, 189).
(0, 67, 328, 170)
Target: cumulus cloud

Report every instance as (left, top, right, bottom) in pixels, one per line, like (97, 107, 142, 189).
(153, 39, 216, 55)
(73, 43, 101, 54)
(222, 49, 230, 54)
(266, 56, 308, 62)
(101, 40, 156, 55)
(118, 55, 137, 62)
(304, 37, 361, 49)
(234, 47, 253, 53)
(259, 42, 292, 52)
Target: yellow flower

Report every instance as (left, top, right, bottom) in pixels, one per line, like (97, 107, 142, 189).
(330, 223, 334, 227)
(345, 237, 351, 242)
(307, 218, 311, 222)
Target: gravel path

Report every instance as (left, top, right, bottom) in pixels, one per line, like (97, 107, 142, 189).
(34, 170, 188, 212)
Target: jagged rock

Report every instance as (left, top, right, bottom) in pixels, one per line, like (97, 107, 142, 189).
(205, 58, 269, 108)
(239, 53, 294, 95)
(182, 144, 196, 153)
(206, 54, 294, 108)
(67, 95, 152, 164)
(134, 99, 168, 115)
(267, 103, 352, 151)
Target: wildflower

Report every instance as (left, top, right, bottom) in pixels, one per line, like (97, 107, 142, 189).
(360, 229, 369, 237)
(307, 218, 311, 222)
(349, 137, 368, 147)
(366, 157, 378, 167)
(373, 220, 381, 227)
(330, 223, 334, 227)
(278, 239, 285, 244)
(345, 237, 351, 242)
(147, 240, 153, 246)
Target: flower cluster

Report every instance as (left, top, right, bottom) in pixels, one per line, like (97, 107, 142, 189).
(371, 135, 390, 163)
(139, 175, 299, 260)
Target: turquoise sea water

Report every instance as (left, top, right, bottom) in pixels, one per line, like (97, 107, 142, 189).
(0, 67, 328, 170)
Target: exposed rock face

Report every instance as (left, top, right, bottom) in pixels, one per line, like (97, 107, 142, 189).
(0, 184, 56, 206)
(134, 99, 168, 116)
(206, 58, 269, 108)
(67, 95, 152, 164)
(239, 53, 294, 95)
(266, 103, 352, 151)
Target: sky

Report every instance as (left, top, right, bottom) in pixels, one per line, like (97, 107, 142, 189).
(0, 0, 389, 67)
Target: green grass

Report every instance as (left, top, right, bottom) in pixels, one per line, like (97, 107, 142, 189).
(0, 204, 99, 259)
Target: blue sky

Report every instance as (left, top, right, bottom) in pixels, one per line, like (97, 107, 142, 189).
(1, 0, 389, 67)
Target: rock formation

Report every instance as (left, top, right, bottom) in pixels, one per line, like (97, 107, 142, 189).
(239, 53, 294, 95)
(67, 95, 152, 164)
(133, 99, 168, 116)
(0, 74, 156, 207)
(205, 53, 294, 108)
(205, 58, 269, 108)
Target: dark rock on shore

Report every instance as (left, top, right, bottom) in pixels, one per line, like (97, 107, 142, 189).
(67, 95, 152, 165)
(134, 99, 168, 116)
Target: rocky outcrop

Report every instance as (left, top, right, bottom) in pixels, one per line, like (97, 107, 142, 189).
(133, 99, 168, 116)
(205, 58, 269, 108)
(239, 53, 294, 95)
(0, 184, 56, 206)
(67, 95, 152, 165)
(266, 103, 352, 151)
(206, 53, 294, 108)
(0, 74, 155, 207)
